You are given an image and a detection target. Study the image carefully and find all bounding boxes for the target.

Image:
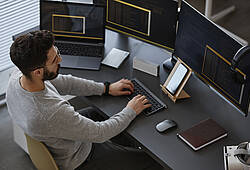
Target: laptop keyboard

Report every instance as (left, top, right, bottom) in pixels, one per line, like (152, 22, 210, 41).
(55, 42, 103, 57)
(127, 79, 167, 116)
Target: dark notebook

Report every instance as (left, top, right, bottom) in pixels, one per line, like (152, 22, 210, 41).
(177, 118, 227, 151)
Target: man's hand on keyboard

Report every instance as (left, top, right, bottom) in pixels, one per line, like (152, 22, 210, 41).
(109, 79, 134, 96)
(127, 95, 152, 115)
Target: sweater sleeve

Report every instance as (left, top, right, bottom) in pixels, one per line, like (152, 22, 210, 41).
(49, 74, 104, 96)
(46, 102, 137, 143)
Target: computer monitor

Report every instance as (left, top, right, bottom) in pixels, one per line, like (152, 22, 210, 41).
(175, 1, 250, 116)
(103, 0, 178, 51)
(40, 0, 106, 70)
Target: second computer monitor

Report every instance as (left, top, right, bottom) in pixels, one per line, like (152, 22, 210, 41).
(105, 0, 178, 51)
(175, 1, 250, 116)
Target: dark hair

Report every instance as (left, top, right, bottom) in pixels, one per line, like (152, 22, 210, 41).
(10, 30, 54, 79)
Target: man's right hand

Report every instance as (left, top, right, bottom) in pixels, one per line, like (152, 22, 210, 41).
(127, 95, 152, 115)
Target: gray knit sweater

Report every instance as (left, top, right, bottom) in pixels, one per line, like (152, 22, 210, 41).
(6, 69, 137, 170)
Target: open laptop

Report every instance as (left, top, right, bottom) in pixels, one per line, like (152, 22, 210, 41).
(40, 1, 105, 70)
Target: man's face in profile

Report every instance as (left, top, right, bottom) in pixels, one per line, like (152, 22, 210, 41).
(42, 64, 60, 81)
(42, 46, 62, 81)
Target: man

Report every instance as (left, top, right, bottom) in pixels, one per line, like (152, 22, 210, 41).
(7, 30, 163, 170)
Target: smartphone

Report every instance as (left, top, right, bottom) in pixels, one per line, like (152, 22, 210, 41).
(166, 63, 188, 95)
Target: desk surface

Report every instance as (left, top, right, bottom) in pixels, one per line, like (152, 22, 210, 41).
(17, 27, 250, 170)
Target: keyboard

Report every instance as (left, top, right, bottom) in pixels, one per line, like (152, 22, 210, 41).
(55, 42, 103, 57)
(127, 79, 167, 116)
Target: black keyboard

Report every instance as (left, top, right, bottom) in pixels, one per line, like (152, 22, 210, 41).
(127, 79, 167, 116)
(55, 42, 103, 57)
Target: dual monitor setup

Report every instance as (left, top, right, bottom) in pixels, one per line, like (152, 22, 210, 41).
(40, 0, 250, 116)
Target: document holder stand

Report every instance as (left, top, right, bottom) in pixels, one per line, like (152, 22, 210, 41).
(161, 58, 192, 103)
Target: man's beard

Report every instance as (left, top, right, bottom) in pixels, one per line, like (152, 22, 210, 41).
(42, 64, 60, 81)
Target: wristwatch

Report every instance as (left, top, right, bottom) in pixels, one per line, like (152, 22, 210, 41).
(104, 82, 110, 95)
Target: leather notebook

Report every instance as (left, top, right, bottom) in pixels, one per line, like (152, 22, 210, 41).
(177, 118, 227, 151)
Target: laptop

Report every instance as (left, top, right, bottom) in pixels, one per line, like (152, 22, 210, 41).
(40, 1, 105, 70)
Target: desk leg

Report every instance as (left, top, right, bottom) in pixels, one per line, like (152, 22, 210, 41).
(205, 0, 248, 45)
(205, 0, 235, 22)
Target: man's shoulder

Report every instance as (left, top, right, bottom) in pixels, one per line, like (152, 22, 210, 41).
(9, 67, 21, 82)
(6, 68, 21, 95)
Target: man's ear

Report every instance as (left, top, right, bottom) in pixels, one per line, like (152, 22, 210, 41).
(32, 68, 43, 78)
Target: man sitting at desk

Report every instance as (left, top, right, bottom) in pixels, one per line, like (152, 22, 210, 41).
(6, 30, 163, 170)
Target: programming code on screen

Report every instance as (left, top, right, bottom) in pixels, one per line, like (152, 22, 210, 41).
(52, 14, 85, 34)
(202, 45, 246, 104)
(41, 1, 105, 41)
(106, 0, 178, 50)
(107, 0, 151, 36)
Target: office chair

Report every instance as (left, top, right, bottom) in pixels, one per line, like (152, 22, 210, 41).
(25, 133, 59, 170)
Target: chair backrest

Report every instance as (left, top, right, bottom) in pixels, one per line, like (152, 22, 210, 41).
(25, 134, 59, 170)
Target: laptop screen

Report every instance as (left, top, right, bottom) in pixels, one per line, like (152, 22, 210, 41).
(40, 1, 105, 44)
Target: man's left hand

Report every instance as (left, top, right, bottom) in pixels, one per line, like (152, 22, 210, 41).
(108, 79, 134, 96)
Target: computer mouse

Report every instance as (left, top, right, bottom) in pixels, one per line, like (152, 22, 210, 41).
(156, 119, 177, 133)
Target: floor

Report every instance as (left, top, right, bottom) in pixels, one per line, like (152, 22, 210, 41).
(186, 0, 250, 44)
(0, 0, 250, 169)
(0, 105, 35, 170)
